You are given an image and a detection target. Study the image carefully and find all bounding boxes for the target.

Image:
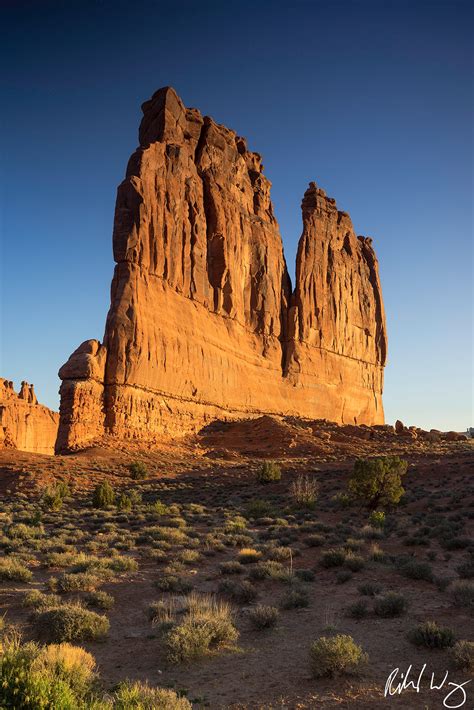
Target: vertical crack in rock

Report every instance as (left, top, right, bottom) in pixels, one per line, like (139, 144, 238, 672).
(56, 88, 387, 452)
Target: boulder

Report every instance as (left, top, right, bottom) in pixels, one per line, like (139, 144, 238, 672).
(395, 419, 405, 433)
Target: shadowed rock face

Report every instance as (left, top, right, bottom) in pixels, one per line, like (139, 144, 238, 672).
(0, 379, 58, 454)
(56, 87, 387, 452)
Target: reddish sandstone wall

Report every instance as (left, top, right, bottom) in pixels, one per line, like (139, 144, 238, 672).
(0, 379, 59, 455)
(56, 87, 387, 452)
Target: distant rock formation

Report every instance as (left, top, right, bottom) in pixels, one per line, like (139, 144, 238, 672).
(57, 87, 387, 452)
(0, 378, 59, 454)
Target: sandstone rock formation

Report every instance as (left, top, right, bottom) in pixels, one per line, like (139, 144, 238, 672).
(0, 378, 59, 454)
(57, 87, 387, 452)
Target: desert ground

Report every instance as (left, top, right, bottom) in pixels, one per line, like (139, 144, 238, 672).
(0, 417, 473, 709)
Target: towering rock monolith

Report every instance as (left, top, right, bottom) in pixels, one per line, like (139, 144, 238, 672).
(0, 378, 59, 454)
(284, 182, 387, 423)
(56, 87, 387, 452)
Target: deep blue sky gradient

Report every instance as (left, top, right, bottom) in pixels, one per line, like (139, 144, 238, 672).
(1, 0, 472, 430)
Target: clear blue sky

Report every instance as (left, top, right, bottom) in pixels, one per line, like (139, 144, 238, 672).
(1, 0, 472, 431)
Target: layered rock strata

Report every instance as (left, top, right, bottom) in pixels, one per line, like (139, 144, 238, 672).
(57, 87, 387, 452)
(0, 379, 59, 454)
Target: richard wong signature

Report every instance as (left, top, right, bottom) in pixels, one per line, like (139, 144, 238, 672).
(385, 664, 472, 708)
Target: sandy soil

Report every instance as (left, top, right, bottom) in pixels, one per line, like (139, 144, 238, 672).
(0, 417, 473, 708)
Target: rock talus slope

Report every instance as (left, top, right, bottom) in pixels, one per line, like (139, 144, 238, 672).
(0, 379, 59, 454)
(57, 87, 387, 452)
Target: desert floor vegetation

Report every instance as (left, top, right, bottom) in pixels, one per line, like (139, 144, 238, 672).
(0, 423, 473, 708)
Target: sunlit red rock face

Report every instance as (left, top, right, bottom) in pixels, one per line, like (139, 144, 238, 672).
(57, 87, 387, 452)
(285, 183, 387, 423)
(0, 379, 59, 454)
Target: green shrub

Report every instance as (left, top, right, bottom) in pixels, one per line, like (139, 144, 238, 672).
(127, 489, 142, 506)
(104, 555, 138, 573)
(248, 560, 286, 581)
(290, 473, 319, 508)
(42, 482, 70, 511)
(267, 545, 293, 561)
(44, 550, 84, 569)
(56, 572, 102, 593)
(245, 499, 273, 518)
(56, 481, 70, 497)
(237, 548, 262, 564)
(148, 598, 182, 629)
(166, 594, 238, 663)
(63, 553, 136, 575)
(361, 525, 384, 540)
(348, 456, 408, 509)
(223, 515, 248, 533)
(281, 586, 309, 609)
(408, 621, 456, 649)
(248, 605, 280, 630)
(0, 557, 33, 582)
(344, 538, 364, 552)
(219, 560, 243, 575)
(309, 635, 368, 678)
(155, 575, 193, 594)
(85, 591, 115, 610)
(344, 552, 365, 572)
(34, 603, 109, 642)
(305, 533, 325, 547)
(346, 600, 369, 619)
(332, 492, 352, 509)
(141, 525, 188, 545)
(257, 461, 281, 484)
(148, 499, 169, 516)
(449, 640, 474, 670)
(179, 549, 200, 565)
(0, 633, 96, 709)
(92, 481, 115, 509)
(23, 590, 61, 610)
(128, 461, 148, 480)
(358, 582, 382, 597)
(369, 510, 386, 528)
(164, 510, 185, 522)
(112, 681, 191, 709)
(451, 581, 474, 611)
(218, 579, 258, 603)
(374, 592, 408, 618)
(116, 493, 132, 511)
(321, 549, 346, 568)
(6, 522, 44, 540)
(399, 559, 433, 582)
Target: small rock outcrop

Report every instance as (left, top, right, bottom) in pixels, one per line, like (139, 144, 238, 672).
(0, 379, 59, 454)
(57, 87, 387, 452)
